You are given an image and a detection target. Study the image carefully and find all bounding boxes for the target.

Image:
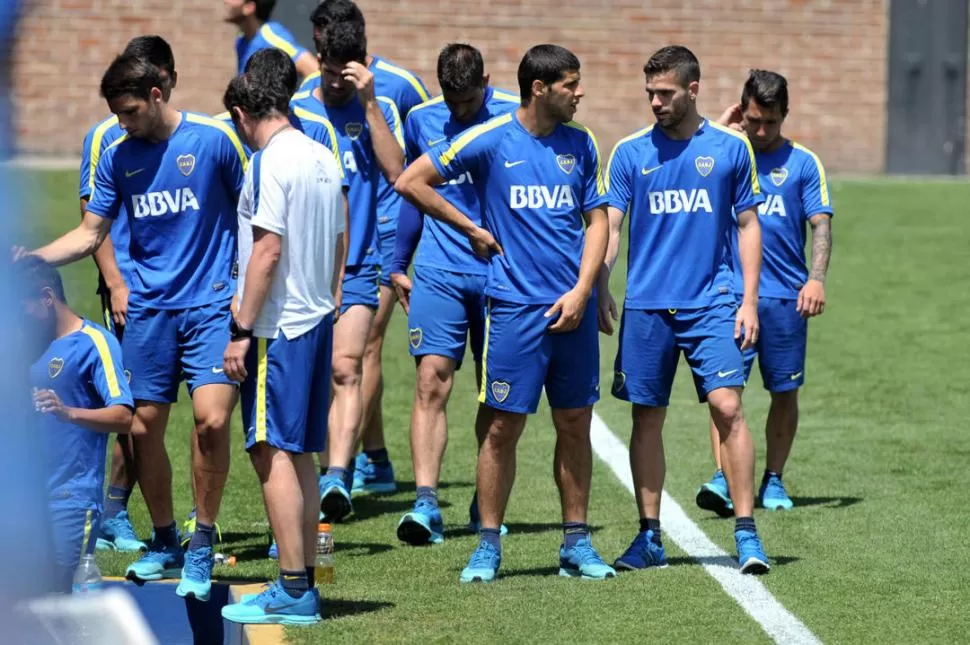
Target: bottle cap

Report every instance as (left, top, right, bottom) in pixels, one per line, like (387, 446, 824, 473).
(318, 523, 332, 532)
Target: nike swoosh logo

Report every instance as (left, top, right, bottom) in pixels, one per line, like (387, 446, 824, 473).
(717, 369, 739, 378)
(212, 367, 225, 374)
(641, 166, 661, 176)
(125, 168, 145, 178)
(428, 137, 446, 146)
(504, 160, 526, 168)
(790, 372, 803, 380)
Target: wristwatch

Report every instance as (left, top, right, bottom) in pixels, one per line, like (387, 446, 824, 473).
(230, 319, 253, 340)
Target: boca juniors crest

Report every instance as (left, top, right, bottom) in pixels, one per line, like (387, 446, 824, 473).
(177, 154, 196, 177)
(694, 156, 715, 177)
(345, 122, 364, 140)
(556, 154, 576, 175)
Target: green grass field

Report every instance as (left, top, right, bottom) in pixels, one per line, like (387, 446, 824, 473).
(21, 171, 970, 643)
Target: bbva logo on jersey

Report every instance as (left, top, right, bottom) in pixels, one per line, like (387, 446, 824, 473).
(648, 189, 712, 215)
(758, 194, 787, 217)
(510, 185, 575, 209)
(132, 188, 201, 218)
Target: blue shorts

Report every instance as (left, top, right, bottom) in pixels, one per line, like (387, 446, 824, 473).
(743, 297, 807, 392)
(479, 298, 599, 414)
(241, 315, 333, 454)
(378, 226, 396, 287)
(407, 265, 486, 368)
(612, 303, 745, 407)
(50, 506, 99, 592)
(341, 264, 380, 314)
(123, 301, 234, 403)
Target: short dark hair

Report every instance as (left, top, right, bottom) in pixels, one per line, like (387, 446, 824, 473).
(223, 70, 292, 122)
(437, 43, 484, 95)
(318, 20, 366, 64)
(310, 0, 365, 29)
(121, 35, 175, 75)
(15, 256, 66, 303)
(741, 69, 789, 117)
(517, 44, 580, 103)
(250, 0, 276, 22)
(100, 54, 165, 102)
(245, 47, 298, 96)
(643, 45, 700, 86)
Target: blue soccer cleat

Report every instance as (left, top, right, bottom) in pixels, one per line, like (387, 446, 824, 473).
(613, 530, 668, 571)
(736, 530, 770, 575)
(467, 498, 509, 536)
(696, 469, 735, 518)
(397, 499, 444, 546)
(96, 511, 147, 552)
(351, 453, 397, 496)
(222, 581, 321, 625)
(319, 474, 353, 522)
(759, 473, 794, 510)
(459, 539, 501, 584)
(559, 539, 616, 580)
(176, 546, 214, 601)
(125, 543, 184, 585)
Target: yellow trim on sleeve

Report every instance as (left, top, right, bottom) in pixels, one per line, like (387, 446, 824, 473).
(293, 106, 344, 178)
(605, 126, 653, 193)
(89, 116, 120, 194)
(259, 23, 298, 57)
(377, 96, 406, 149)
(299, 71, 320, 90)
(791, 141, 830, 207)
(707, 120, 761, 195)
(185, 112, 249, 169)
(374, 60, 429, 101)
(80, 326, 121, 398)
(437, 112, 513, 167)
(564, 120, 606, 196)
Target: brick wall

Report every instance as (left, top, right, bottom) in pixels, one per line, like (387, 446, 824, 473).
(13, 0, 889, 173)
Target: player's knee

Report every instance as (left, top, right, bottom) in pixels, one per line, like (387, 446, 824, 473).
(194, 410, 230, 444)
(552, 407, 591, 437)
(332, 355, 362, 388)
(415, 362, 453, 406)
(770, 389, 798, 411)
(484, 414, 525, 447)
(709, 392, 744, 428)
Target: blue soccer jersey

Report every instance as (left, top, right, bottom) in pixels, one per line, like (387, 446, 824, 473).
(607, 120, 764, 309)
(86, 112, 247, 309)
(235, 21, 308, 74)
(730, 140, 833, 299)
(213, 111, 254, 159)
(429, 112, 607, 305)
(30, 321, 133, 511)
(291, 88, 403, 267)
(79, 116, 132, 287)
(404, 86, 519, 274)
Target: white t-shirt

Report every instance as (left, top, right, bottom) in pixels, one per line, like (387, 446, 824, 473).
(237, 127, 345, 340)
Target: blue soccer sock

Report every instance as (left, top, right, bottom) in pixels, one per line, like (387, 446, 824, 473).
(639, 518, 662, 544)
(563, 522, 590, 549)
(279, 570, 309, 599)
(735, 516, 757, 534)
(152, 522, 179, 549)
(364, 447, 389, 465)
(103, 485, 131, 519)
(416, 486, 438, 507)
(187, 521, 215, 550)
(325, 467, 351, 490)
(480, 527, 502, 552)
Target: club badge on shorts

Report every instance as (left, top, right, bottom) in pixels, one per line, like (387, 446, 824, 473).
(408, 328, 423, 349)
(490, 380, 511, 403)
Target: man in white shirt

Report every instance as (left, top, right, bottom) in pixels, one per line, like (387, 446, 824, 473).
(220, 49, 347, 626)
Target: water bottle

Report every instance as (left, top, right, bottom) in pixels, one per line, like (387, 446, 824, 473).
(314, 523, 334, 585)
(72, 554, 104, 594)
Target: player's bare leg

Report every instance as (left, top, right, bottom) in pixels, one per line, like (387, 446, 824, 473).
(409, 354, 457, 489)
(629, 405, 667, 520)
(765, 389, 798, 474)
(294, 453, 320, 572)
(551, 406, 593, 523)
(251, 444, 306, 574)
(130, 402, 174, 528)
(98, 434, 145, 551)
(695, 416, 735, 517)
(356, 285, 397, 495)
(707, 387, 755, 518)
(190, 384, 236, 532)
(476, 410, 527, 530)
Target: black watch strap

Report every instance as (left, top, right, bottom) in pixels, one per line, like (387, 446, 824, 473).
(230, 319, 253, 340)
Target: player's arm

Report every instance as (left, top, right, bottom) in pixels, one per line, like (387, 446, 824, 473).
(732, 138, 764, 349)
(797, 155, 834, 317)
(389, 199, 423, 314)
(294, 51, 318, 80)
(597, 141, 634, 334)
(345, 60, 403, 183)
(334, 190, 349, 318)
(547, 204, 609, 333)
(33, 389, 133, 434)
(25, 212, 112, 267)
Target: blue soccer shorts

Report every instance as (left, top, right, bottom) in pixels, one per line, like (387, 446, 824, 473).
(341, 264, 381, 314)
(479, 297, 599, 414)
(612, 303, 745, 407)
(407, 265, 486, 368)
(743, 297, 807, 393)
(50, 506, 100, 592)
(123, 300, 234, 403)
(241, 314, 333, 454)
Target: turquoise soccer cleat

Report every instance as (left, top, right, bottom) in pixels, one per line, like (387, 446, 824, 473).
(176, 546, 214, 601)
(559, 539, 617, 580)
(222, 581, 321, 625)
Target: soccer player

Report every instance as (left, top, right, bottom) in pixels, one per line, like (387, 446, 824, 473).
(695, 69, 834, 515)
(290, 20, 403, 522)
(226, 0, 318, 79)
(79, 35, 176, 554)
(604, 45, 770, 574)
(19, 257, 133, 592)
(396, 44, 614, 583)
(220, 59, 344, 626)
(390, 43, 518, 545)
(24, 53, 247, 599)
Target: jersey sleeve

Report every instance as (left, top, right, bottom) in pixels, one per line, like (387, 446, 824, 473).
(799, 153, 834, 219)
(378, 98, 406, 152)
(606, 141, 634, 213)
(85, 145, 121, 220)
(580, 129, 608, 213)
(403, 111, 424, 164)
(83, 328, 133, 409)
(428, 122, 497, 182)
(732, 138, 764, 214)
(78, 126, 95, 199)
(249, 150, 286, 236)
(261, 22, 307, 63)
(217, 126, 247, 199)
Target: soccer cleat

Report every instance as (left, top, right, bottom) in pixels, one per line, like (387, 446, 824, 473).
(559, 539, 617, 580)
(268, 539, 278, 560)
(125, 543, 184, 585)
(319, 474, 353, 522)
(467, 498, 509, 536)
(176, 546, 214, 602)
(351, 453, 397, 496)
(397, 499, 444, 546)
(613, 530, 668, 571)
(696, 470, 735, 518)
(96, 511, 147, 552)
(180, 515, 223, 550)
(459, 539, 501, 583)
(736, 530, 770, 575)
(759, 474, 794, 510)
(222, 581, 321, 625)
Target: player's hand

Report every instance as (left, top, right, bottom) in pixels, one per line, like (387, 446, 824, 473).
(109, 282, 129, 327)
(597, 288, 618, 335)
(11, 245, 32, 262)
(33, 388, 71, 421)
(797, 279, 825, 317)
(545, 288, 589, 333)
(345, 61, 377, 105)
(390, 272, 413, 315)
(469, 226, 502, 259)
(717, 103, 744, 132)
(223, 337, 250, 383)
(735, 301, 759, 350)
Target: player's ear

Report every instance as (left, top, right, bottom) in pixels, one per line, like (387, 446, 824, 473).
(40, 287, 55, 308)
(150, 86, 163, 104)
(531, 79, 545, 100)
(481, 74, 490, 89)
(688, 80, 700, 102)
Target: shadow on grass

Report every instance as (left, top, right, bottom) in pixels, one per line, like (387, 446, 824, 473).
(352, 496, 453, 520)
(789, 496, 862, 509)
(393, 480, 475, 495)
(441, 522, 604, 540)
(666, 554, 801, 568)
(324, 597, 394, 620)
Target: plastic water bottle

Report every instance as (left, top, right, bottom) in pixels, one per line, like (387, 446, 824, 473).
(72, 554, 104, 594)
(314, 523, 334, 585)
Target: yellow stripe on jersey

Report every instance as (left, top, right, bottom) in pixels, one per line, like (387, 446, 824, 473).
(437, 112, 513, 167)
(255, 339, 268, 443)
(300, 71, 320, 90)
(185, 113, 249, 170)
(707, 120, 761, 195)
(791, 141, 830, 207)
(89, 116, 120, 194)
(80, 326, 121, 398)
(292, 89, 312, 101)
(407, 95, 445, 116)
(478, 299, 491, 404)
(492, 90, 520, 103)
(564, 120, 606, 196)
(260, 24, 298, 57)
(292, 106, 345, 179)
(605, 125, 653, 193)
(374, 60, 430, 102)
(90, 133, 129, 203)
(377, 96, 406, 150)
(213, 111, 231, 121)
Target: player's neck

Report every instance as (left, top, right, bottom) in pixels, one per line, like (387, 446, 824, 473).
(761, 135, 788, 154)
(365, 54, 374, 67)
(515, 105, 557, 137)
(54, 308, 83, 340)
(659, 112, 703, 141)
(147, 106, 182, 143)
(251, 116, 292, 150)
(241, 17, 263, 40)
